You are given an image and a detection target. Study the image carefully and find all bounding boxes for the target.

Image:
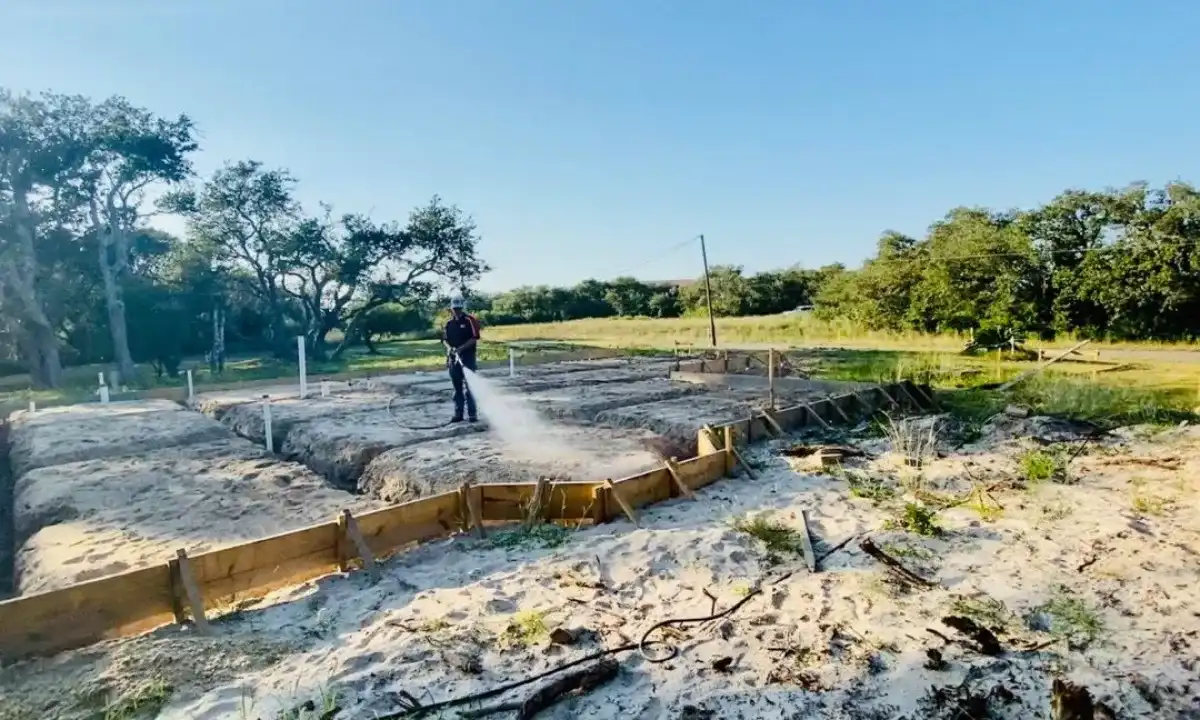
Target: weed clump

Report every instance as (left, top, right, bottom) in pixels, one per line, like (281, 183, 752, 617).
(732, 515, 805, 555)
(843, 471, 896, 503)
(1019, 449, 1068, 484)
(500, 610, 549, 649)
(886, 502, 942, 537)
(1032, 589, 1104, 645)
(487, 523, 572, 551)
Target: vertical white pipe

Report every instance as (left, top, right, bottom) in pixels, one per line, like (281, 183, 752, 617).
(186, 369, 195, 403)
(98, 371, 106, 387)
(321, 381, 330, 397)
(767, 348, 776, 410)
(509, 347, 516, 377)
(99, 386, 110, 404)
(262, 396, 274, 453)
(28, 401, 35, 413)
(297, 336, 308, 399)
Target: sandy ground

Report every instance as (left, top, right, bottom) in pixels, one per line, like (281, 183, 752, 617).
(4, 413, 1198, 718)
(7, 400, 232, 477)
(10, 437, 379, 595)
(521, 378, 705, 422)
(359, 424, 664, 502)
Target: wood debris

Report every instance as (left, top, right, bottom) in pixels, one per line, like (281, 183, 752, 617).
(859, 537, 936, 588)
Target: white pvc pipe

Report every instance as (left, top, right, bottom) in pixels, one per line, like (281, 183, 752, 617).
(321, 381, 330, 397)
(98, 371, 106, 387)
(186, 369, 195, 402)
(28, 401, 35, 413)
(297, 336, 308, 399)
(262, 397, 274, 452)
(99, 386, 110, 404)
(509, 347, 516, 377)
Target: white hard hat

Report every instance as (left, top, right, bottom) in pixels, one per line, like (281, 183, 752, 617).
(449, 295, 465, 309)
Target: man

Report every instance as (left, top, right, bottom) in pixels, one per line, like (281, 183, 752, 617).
(443, 295, 480, 423)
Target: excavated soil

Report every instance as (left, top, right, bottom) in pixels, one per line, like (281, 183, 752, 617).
(358, 424, 664, 502)
(11, 437, 377, 595)
(193, 358, 868, 503)
(7, 400, 233, 477)
(521, 377, 706, 421)
(278, 400, 485, 489)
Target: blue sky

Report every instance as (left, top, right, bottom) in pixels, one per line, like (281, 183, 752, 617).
(3, 1, 1198, 292)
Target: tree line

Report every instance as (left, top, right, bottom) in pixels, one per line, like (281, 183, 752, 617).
(3, 88, 1197, 389)
(476, 183, 1200, 345)
(1, 89, 486, 387)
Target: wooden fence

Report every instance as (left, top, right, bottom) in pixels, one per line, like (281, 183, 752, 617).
(0, 378, 930, 662)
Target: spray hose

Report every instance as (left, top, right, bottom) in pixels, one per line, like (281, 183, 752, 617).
(385, 351, 468, 432)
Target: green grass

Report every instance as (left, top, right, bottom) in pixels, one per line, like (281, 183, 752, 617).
(0, 339, 583, 411)
(86, 678, 173, 720)
(732, 514, 806, 555)
(840, 470, 896, 503)
(949, 595, 1013, 630)
(486, 523, 574, 551)
(1033, 589, 1104, 644)
(8, 315, 1200, 427)
(1020, 449, 1066, 484)
(885, 502, 942, 537)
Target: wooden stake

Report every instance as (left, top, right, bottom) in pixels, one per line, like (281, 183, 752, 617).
(801, 402, 834, 431)
(336, 511, 350, 572)
(824, 396, 853, 423)
(340, 509, 379, 580)
(797, 509, 817, 572)
(172, 548, 209, 633)
(591, 484, 609, 525)
(459, 482, 486, 539)
(849, 391, 873, 413)
(895, 383, 923, 411)
(664, 457, 695, 499)
(525, 478, 549, 527)
(909, 383, 941, 411)
(998, 339, 1092, 391)
(759, 409, 785, 437)
(723, 425, 756, 478)
(603, 479, 640, 527)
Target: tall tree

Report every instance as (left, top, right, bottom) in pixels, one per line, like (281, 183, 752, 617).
(72, 96, 196, 382)
(329, 196, 489, 358)
(163, 159, 300, 357)
(0, 91, 92, 387)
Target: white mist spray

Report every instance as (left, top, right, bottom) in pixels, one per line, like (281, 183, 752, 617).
(461, 367, 657, 478)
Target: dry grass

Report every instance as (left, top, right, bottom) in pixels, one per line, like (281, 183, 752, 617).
(482, 314, 1200, 353)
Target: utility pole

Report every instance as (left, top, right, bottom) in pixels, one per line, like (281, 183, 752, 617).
(699, 234, 718, 347)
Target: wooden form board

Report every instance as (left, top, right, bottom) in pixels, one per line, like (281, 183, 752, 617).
(709, 380, 931, 447)
(0, 373, 929, 661)
(0, 564, 176, 659)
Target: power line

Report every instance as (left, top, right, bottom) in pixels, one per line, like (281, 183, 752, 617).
(609, 236, 699, 279)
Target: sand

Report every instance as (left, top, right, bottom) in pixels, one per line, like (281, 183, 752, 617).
(4, 413, 1198, 718)
(7, 400, 233, 477)
(11, 437, 378, 595)
(359, 424, 664, 502)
